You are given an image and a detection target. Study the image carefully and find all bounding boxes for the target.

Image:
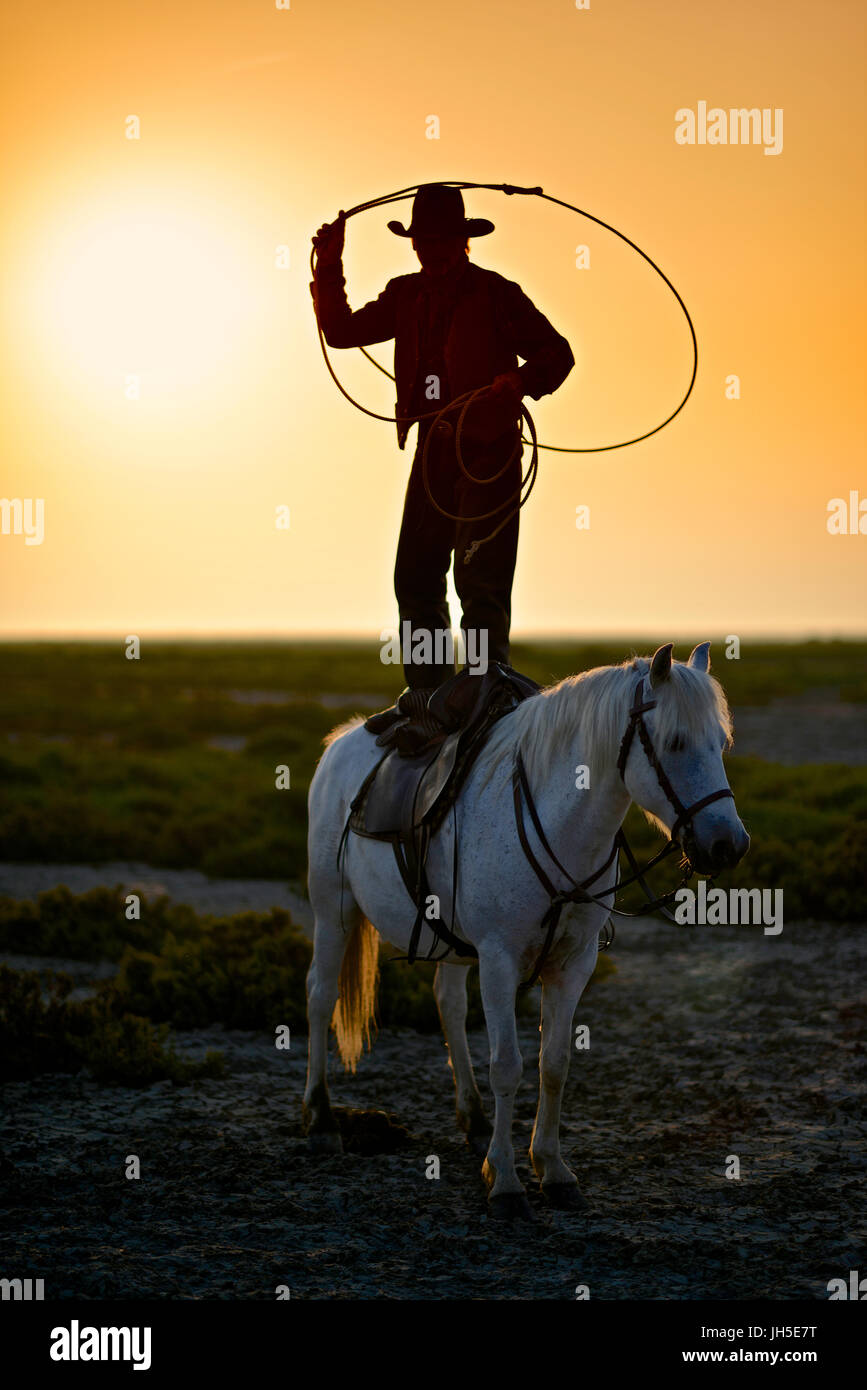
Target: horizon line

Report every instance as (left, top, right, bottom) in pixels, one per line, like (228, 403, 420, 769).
(2, 630, 866, 644)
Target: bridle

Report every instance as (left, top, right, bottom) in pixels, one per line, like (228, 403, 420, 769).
(512, 673, 736, 986)
(615, 676, 735, 845)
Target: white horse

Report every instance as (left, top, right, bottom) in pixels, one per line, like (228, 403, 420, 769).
(303, 643, 749, 1219)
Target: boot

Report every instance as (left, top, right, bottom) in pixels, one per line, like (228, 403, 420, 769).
(364, 687, 446, 756)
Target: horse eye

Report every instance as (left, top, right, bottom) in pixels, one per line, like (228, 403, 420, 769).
(666, 733, 686, 752)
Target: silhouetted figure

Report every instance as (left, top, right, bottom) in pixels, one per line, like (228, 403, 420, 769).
(311, 184, 574, 694)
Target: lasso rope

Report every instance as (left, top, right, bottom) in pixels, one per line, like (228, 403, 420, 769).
(310, 180, 698, 558)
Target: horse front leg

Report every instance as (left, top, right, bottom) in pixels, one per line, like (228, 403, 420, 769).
(433, 962, 492, 1155)
(529, 935, 597, 1210)
(478, 951, 534, 1220)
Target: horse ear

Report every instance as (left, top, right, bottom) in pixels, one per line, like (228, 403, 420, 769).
(649, 643, 673, 688)
(688, 642, 711, 673)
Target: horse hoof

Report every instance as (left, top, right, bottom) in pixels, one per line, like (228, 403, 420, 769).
(542, 1183, 588, 1211)
(307, 1130, 343, 1154)
(488, 1192, 537, 1223)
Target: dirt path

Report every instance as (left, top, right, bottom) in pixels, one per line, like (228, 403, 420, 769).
(1, 918, 863, 1300)
(731, 694, 867, 765)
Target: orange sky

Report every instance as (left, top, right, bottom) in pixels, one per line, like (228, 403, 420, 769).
(1, 0, 865, 638)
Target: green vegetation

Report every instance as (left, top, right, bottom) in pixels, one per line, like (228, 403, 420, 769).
(0, 640, 863, 909)
(1, 638, 858, 1087)
(0, 885, 198, 961)
(0, 964, 225, 1086)
(512, 638, 867, 705)
(2, 886, 606, 1082)
(0, 886, 618, 1079)
(0, 886, 545, 1036)
(0, 728, 318, 879)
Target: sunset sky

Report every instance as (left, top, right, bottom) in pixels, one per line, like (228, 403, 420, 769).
(1, 0, 864, 638)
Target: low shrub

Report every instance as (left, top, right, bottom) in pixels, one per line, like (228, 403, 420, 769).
(0, 965, 225, 1086)
(0, 892, 615, 1055)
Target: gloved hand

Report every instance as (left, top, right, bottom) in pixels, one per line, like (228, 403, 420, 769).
(312, 212, 346, 269)
(489, 371, 524, 407)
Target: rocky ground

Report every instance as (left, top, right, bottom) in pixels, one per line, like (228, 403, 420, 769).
(1, 918, 864, 1300)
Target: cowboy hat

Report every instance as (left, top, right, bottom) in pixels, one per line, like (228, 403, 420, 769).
(387, 184, 495, 238)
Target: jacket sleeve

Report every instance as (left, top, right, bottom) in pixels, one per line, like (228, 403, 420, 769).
(498, 278, 575, 400)
(309, 262, 399, 348)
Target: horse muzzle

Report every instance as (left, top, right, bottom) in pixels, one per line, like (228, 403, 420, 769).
(683, 824, 750, 876)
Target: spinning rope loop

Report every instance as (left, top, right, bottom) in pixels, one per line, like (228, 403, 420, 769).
(311, 180, 698, 559)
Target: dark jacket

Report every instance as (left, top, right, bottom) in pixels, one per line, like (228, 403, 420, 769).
(310, 259, 575, 449)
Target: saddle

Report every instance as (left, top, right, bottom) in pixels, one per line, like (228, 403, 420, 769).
(343, 663, 539, 962)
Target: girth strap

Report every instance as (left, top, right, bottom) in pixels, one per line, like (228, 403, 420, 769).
(394, 828, 478, 964)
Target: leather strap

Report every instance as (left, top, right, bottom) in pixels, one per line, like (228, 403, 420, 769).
(617, 676, 734, 844)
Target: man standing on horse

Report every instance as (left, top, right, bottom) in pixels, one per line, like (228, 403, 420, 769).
(310, 183, 574, 735)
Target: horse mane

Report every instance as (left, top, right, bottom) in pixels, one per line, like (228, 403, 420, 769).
(476, 655, 733, 790)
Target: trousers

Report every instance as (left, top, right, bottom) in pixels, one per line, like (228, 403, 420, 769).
(393, 419, 523, 689)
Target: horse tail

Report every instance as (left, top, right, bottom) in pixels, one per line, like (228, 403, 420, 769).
(331, 917, 380, 1072)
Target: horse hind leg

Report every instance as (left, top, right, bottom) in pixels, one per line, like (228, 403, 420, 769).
(303, 892, 379, 1152)
(433, 963, 492, 1155)
(302, 911, 349, 1151)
